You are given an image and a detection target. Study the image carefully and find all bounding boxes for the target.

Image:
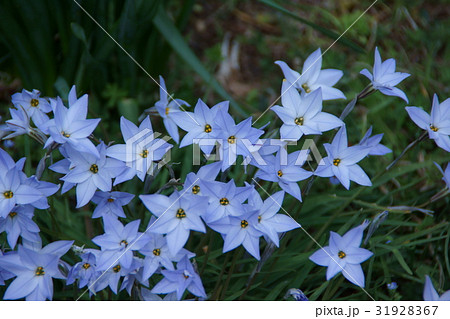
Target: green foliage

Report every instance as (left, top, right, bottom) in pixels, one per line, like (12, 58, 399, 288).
(0, 0, 449, 301)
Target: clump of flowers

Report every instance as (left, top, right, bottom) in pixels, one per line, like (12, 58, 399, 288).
(0, 45, 448, 302)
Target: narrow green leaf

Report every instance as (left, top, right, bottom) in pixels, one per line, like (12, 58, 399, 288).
(259, 0, 365, 53)
(391, 248, 413, 275)
(152, 7, 248, 116)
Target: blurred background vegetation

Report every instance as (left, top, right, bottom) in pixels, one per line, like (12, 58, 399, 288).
(0, 0, 449, 300)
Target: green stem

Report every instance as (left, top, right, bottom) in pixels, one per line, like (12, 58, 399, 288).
(220, 248, 243, 300)
(386, 131, 427, 171)
(211, 253, 231, 300)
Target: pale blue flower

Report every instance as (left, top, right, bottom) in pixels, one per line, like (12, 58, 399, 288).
(0, 168, 43, 218)
(286, 288, 309, 301)
(275, 48, 346, 100)
(60, 142, 124, 208)
(423, 275, 450, 301)
(248, 190, 300, 246)
(91, 191, 134, 220)
(93, 256, 142, 294)
(309, 223, 373, 287)
(139, 222, 195, 282)
(183, 161, 222, 196)
(272, 84, 343, 141)
(142, 289, 177, 301)
(2, 105, 33, 139)
(359, 126, 391, 156)
(11, 88, 51, 127)
(406, 94, 450, 152)
(151, 255, 206, 300)
(66, 251, 100, 292)
(151, 76, 190, 144)
(435, 162, 450, 188)
(255, 149, 313, 201)
(360, 47, 410, 102)
(0, 251, 15, 285)
(0, 205, 40, 249)
(214, 111, 264, 171)
(315, 126, 372, 189)
(42, 86, 99, 156)
(170, 99, 229, 154)
(387, 282, 398, 290)
(106, 116, 172, 184)
(93, 219, 147, 270)
(209, 208, 263, 260)
(201, 179, 253, 223)
(0, 240, 73, 300)
(139, 191, 208, 256)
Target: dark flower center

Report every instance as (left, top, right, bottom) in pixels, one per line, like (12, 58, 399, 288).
(219, 197, 229, 206)
(90, 164, 99, 174)
(294, 117, 304, 125)
(35, 266, 45, 276)
(120, 240, 128, 247)
(333, 158, 341, 166)
(176, 208, 186, 219)
(258, 215, 262, 223)
(9, 212, 17, 218)
(227, 136, 236, 144)
(113, 265, 121, 273)
(277, 170, 283, 177)
(3, 190, 13, 199)
(338, 251, 346, 259)
(140, 149, 149, 158)
(107, 198, 115, 203)
(165, 107, 170, 115)
(430, 124, 439, 132)
(240, 220, 249, 228)
(204, 124, 212, 133)
(30, 98, 39, 107)
(192, 185, 200, 194)
(301, 83, 311, 93)
(82, 263, 91, 270)
(153, 248, 161, 256)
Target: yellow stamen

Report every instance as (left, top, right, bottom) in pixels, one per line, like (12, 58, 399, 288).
(333, 158, 341, 166)
(176, 208, 186, 219)
(219, 198, 229, 206)
(140, 149, 149, 158)
(240, 220, 249, 228)
(153, 248, 161, 256)
(192, 185, 200, 194)
(338, 251, 346, 259)
(227, 136, 236, 144)
(90, 164, 99, 174)
(301, 83, 311, 93)
(204, 124, 212, 133)
(61, 131, 71, 138)
(30, 98, 39, 107)
(294, 117, 304, 125)
(3, 190, 13, 199)
(35, 266, 45, 276)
